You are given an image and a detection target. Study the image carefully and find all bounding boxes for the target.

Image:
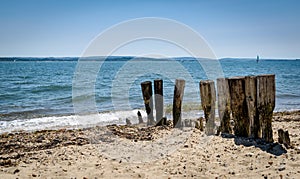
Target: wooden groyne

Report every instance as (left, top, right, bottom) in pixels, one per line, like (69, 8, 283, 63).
(140, 74, 276, 142)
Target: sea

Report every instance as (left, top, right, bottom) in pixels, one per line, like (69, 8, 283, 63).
(0, 57, 299, 133)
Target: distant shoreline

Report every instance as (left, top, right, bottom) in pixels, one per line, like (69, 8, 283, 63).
(0, 56, 299, 62)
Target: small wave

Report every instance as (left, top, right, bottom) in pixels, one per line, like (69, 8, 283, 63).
(0, 93, 20, 100)
(12, 81, 35, 85)
(0, 108, 206, 134)
(277, 93, 300, 98)
(0, 109, 148, 134)
(72, 94, 95, 102)
(0, 108, 58, 121)
(31, 84, 71, 94)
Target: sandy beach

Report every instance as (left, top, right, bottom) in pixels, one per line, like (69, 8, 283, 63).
(0, 110, 299, 179)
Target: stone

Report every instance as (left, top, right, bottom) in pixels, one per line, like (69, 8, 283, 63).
(278, 165, 286, 171)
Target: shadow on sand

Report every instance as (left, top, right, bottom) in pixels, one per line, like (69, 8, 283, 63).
(221, 133, 287, 156)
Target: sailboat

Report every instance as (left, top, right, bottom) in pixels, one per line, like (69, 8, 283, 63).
(256, 55, 259, 63)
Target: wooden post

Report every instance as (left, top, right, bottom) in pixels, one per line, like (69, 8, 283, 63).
(257, 74, 275, 143)
(173, 79, 185, 128)
(126, 118, 131, 125)
(228, 77, 250, 137)
(278, 129, 291, 148)
(245, 76, 259, 138)
(217, 78, 232, 134)
(154, 79, 164, 123)
(141, 81, 155, 125)
(200, 80, 216, 135)
(137, 111, 143, 124)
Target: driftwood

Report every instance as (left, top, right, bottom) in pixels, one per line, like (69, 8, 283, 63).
(173, 79, 185, 128)
(141, 81, 155, 125)
(217, 78, 232, 134)
(200, 80, 216, 135)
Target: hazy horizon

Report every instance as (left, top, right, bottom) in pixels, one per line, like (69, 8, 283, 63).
(0, 56, 299, 60)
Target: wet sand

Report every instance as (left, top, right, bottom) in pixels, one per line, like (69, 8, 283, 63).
(1, 111, 300, 178)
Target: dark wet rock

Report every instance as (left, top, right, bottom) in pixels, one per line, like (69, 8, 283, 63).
(13, 168, 20, 174)
(155, 117, 167, 126)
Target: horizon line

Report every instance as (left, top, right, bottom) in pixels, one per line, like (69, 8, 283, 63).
(0, 55, 299, 60)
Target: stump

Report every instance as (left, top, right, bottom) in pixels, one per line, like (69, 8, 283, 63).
(217, 78, 232, 134)
(126, 118, 131, 125)
(228, 77, 250, 137)
(137, 111, 143, 124)
(196, 117, 204, 131)
(257, 74, 275, 143)
(154, 79, 164, 123)
(200, 80, 216, 135)
(173, 79, 185, 128)
(278, 129, 291, 148)
(141, 81, 155, 125)
(245, 76, 259, 138)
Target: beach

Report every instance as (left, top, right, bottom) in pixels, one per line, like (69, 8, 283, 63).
(1, 0, 300, 178)
(1, 111, 299, 178)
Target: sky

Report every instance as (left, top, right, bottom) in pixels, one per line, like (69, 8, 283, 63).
(0, 0, 299, 59)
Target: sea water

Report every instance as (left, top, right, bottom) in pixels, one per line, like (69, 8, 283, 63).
(0, 57, 299, 133)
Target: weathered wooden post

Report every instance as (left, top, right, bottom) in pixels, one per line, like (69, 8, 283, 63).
(257, 74, 275, 143)
(154, 79, 164, 123)
(245, 76, 260, 138)
(173, 79, 185, 128)
(141, 81, 155, 125)
(278, 129, 291, 148)
(200, 80, 216, 135)
(217, 78, 232, 134)
(228, 77, 250, 137)
(137, 111, 143, 124)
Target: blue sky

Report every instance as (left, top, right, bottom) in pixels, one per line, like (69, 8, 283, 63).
(0, 0, 299, 58)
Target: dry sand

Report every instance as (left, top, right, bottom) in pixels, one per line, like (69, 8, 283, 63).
(1, 111, 300, 179)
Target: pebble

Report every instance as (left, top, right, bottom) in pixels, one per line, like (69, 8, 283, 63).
(245, 152, 254, 157)
(13, 168, 20, 174)
(278, 165, 286, 171)
(228, 171, 235, 175)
